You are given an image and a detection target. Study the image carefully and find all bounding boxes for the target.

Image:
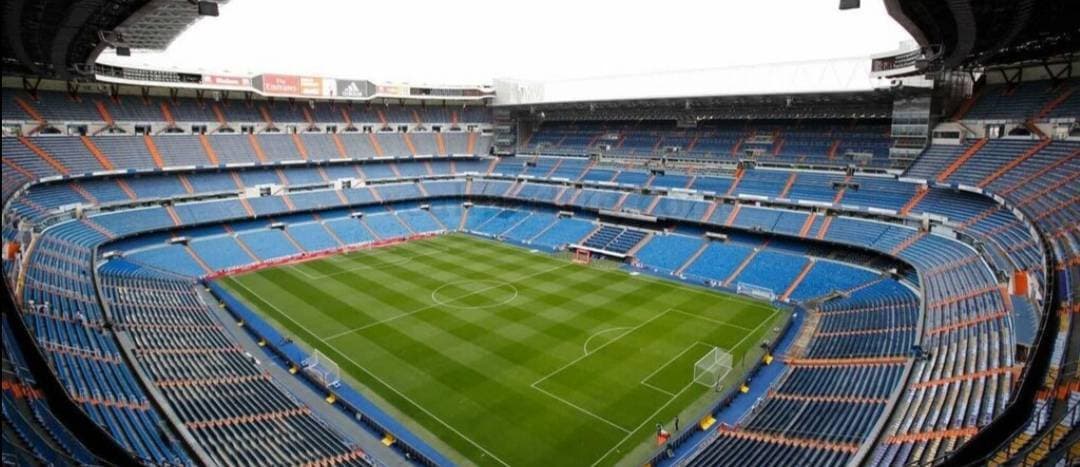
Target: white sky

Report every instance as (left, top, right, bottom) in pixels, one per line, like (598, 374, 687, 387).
(98, 0, 912, 86)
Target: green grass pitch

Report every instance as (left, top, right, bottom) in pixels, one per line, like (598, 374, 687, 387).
(218, 233, 786, 466)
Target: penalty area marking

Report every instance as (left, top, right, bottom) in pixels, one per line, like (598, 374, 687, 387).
(529, 383, 633, 434)
(638, 341, 719, 397)
(582, 326, 634, 355)
(225, 276, 513, 467)
(588, 306, 781, 467)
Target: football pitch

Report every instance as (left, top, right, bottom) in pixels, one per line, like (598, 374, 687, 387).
(218, 234, 786, 466)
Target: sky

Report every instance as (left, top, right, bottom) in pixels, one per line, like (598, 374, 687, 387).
(98, 0, 912, 86)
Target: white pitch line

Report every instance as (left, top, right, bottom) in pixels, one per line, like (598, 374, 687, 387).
(291, 242, 456, 280)
(668, 308, 754, 332)
(589, 379, 697, 467)
(588, 307, 781, 467)
(323, 262, 570, 340)
(729, 306, 780, 353)
(529, 383, 632, 434)
(638, 341, 713, 389)
(639, 381, 676, 397)
(582, 326, 634, 355)
(533, 308, 674, 387)
(226, 276, 513, 467)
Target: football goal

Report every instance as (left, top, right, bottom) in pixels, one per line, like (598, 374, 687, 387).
(693, 347, 733, 388)
(303, 349, 341, 388)
(572, 249, 592, 265)
(736, 282, 777, 301)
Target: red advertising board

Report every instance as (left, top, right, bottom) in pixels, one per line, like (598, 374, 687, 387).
(261, 74, 300, 95)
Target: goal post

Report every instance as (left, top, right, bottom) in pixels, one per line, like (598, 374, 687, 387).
(736, 282, 777, 301)
(693, 347, 733, 388)
(302, 349, 341, 388)
(572, 249, 592, 265)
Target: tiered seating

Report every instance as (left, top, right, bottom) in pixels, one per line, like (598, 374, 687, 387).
(651, 197, 709, 220)
(942, 139, 1041, 186)
(126, 245, 208, 277)
(503, 212, 557, 243)
(682, 242, 754, 283)
(364, 213, 410, 239)
(905, 143, 970, 180)
(190, 236, 254, 270)
(871, 234, 1015, 464)
(98, 260, 372, 466)
(237, 229, 300, 260)
(472, 209, 531, 237)
(808, 294, 918, 359)
(4, 88, 1076, 467)
(962, 79, 1071, 121)
(3, 316, 100, 465)
(581, 225, 647, 254)
(153, 135, 214, 166)
(787, 261, 879, 302)
(287, 222, 341, 251)
(686, 430, 851, 467)
(325, 218, 375, 245)
(634, 234, 704, 273)
(521, 119, 895, 168)
(2, 89, 491, 126)
(732, 251, 807, 292)
(396, 208, 444, 233)
(18, 222, 190, 464)
(530, 218, 595, 249)
(687, 283, 918, 466)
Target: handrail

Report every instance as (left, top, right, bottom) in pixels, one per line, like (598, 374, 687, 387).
(919, 220, 1060, 466)
(4, 155, 1061, 467)
(2, 288, 136, 465)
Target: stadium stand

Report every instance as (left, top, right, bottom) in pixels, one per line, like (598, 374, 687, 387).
(4, 118, 1073, 466)
(2, 3, 1077, 465)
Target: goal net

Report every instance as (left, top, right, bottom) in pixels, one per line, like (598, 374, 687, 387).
(573, 249, 592, 265)
(736, 282, 777, 301)
(302, 349, 341, 388)
(693, 347, 733, 388)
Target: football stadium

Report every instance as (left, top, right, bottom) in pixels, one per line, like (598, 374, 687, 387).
(1, 1, 1078, 466)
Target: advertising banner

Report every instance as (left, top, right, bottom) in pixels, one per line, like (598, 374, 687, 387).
(336, 79, 374, 98)
(321, 78, 337, 97)
(203, 75, 252, 88)
(260, 74, 300, 95)
(299, 76, 323, 96)
(376, 84, 409, 97)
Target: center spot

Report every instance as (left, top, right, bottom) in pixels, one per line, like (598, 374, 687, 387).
(431, 280, 518, 309)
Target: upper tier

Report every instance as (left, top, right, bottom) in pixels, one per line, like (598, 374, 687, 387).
(2, 89, 492, 126)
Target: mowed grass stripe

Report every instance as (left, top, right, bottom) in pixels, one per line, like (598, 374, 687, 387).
(220, 233, 783, 467)
(296, 239, 491, 312)
(256, 237, 545, 335)
(221, 273, 516, 466)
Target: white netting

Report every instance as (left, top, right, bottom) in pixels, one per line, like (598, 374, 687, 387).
(303, 349, 341, 387)
(737, 282, 777, 301)
(693, 347, 733, 387)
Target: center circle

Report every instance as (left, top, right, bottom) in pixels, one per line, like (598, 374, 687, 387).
(431, 280, 518, 309)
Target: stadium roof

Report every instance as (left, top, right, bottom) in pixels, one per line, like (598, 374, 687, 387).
(93, 0, 912, 93)
(492, 57, 912, 107)
(1, 0, 224, 80)
(885, 0, 1079, 71)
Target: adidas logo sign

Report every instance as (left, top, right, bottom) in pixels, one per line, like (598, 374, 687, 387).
(343, 82, 361, 97)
